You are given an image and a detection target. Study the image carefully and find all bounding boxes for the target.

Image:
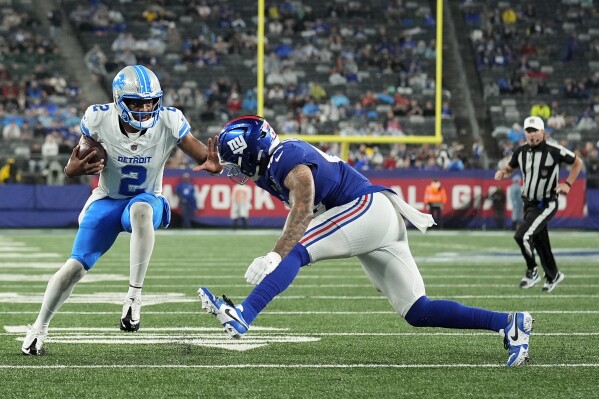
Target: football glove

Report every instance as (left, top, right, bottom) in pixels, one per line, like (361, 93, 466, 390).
(245, 252, 282, 285)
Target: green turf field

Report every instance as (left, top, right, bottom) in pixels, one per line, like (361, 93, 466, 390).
(1, 229, 598, 398)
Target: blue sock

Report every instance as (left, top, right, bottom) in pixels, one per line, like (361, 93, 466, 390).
(405, 296, 509, 332)
(241, 244, 310, 325)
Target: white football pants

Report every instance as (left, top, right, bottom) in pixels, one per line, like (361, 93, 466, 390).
(301, 191, 426, 317)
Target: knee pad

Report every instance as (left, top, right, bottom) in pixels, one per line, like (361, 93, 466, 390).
(54, 259, 87, 287)
(129, 202, 154, 228)
(121, 194, 169, 231)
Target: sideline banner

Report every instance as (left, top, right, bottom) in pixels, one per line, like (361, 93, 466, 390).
(0, 171, 588, 228)
(162, 170, 587, 228)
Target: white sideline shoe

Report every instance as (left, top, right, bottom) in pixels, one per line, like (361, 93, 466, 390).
(519, 268, 541, 289)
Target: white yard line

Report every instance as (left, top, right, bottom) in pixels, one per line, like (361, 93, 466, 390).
(1, 363, 599, 369)
(2, 310, 599, 315)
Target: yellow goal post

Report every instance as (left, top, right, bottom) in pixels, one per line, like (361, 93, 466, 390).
(278, 134, 443, 161)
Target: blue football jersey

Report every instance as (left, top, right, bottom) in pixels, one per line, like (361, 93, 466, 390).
(255, 139, 388, 210)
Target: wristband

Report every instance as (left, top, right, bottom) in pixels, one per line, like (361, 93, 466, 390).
(64, 166, 72, 178)
(564, 181, 572, 187)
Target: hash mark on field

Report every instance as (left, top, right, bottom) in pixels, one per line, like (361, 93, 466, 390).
(4, 325, 315, 352)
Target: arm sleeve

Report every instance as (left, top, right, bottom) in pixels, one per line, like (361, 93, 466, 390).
(270, 144, 311, 187)
(556, 145, 576, 165)
(507, 147, 521, 169)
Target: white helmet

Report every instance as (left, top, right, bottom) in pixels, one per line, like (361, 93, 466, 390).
(112, 65, 163, 130)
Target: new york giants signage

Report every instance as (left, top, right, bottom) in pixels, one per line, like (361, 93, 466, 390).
(162, 170, 586, 228)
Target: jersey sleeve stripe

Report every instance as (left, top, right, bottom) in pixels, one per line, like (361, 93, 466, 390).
(80, 119, 91, 137)
(178, 121, 190, 137)
(178, 126, 191, 143)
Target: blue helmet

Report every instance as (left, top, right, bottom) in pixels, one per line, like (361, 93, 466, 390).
(112, 65, 163, 130)
(217, 115, 280, 184)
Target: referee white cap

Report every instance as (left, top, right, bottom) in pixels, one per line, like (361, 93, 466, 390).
(523, 116, 544, 131)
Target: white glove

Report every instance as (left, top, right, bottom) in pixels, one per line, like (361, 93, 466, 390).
(245, 252, 282, 285)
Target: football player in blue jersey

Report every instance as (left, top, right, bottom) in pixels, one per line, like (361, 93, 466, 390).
(21, 65, 222, 355)
(198, 115, 533, 366)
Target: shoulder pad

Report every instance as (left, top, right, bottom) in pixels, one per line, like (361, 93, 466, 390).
(83, 104, 113, 128)
(159, 106, 184, 129)
(159, 106, 191, 140)
(80, 104, 111, 138)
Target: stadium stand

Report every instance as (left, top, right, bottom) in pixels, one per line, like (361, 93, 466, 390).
(4, 0, 597, 177)
(458, 0, 599, 177)
(0, 0, 92, 183)
(59, 0, 460, 170)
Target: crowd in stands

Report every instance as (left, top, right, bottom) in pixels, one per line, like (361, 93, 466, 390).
(461, 0, 599, 180)
(0, 3, 89, 184)
(63, 0, 463, 172)
(3, 0, 598, 186)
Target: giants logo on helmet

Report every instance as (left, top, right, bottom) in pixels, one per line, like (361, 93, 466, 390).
(227, 135, 247, 155)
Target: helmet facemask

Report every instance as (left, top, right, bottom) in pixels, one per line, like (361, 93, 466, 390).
(117, 95, 162, 130)
(221, 148, 267, 185)
(112, 65, 163, 130)
(217, 116, 279, 185)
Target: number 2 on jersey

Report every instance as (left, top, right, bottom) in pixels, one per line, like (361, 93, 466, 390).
(118, 165, 147, 196)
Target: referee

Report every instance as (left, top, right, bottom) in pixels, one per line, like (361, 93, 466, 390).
(495, 116, 583, 292)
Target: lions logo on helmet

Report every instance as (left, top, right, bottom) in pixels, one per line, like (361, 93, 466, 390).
(112, 65, 163, 130)
(218, 115, 280, 184)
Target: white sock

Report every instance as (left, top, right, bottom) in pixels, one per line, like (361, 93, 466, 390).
(33, 259, 87, 331)
(128, 202, 155, 298)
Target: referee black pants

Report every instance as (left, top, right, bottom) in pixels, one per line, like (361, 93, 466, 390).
(513, 199, 559, 280)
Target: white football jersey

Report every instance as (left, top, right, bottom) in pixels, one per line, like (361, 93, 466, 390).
(80, 103, 190, 199)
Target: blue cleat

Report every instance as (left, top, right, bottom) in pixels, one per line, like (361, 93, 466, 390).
(502, 312, 534, 366)
(198, 287, 249, 339)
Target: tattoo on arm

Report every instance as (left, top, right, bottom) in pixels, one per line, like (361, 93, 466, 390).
(272, 164, 314, 258)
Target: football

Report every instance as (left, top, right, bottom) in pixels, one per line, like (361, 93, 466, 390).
(77, 136, 107, 163)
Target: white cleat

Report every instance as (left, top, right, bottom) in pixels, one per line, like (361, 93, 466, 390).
(21, 325, 47, 356)
(120, 296, 141, 332)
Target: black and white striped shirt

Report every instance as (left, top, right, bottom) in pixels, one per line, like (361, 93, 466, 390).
(509, 141, 576, 201)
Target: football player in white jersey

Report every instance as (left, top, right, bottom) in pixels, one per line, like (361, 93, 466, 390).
(198, 116, 534, 367)
(21, 65, 222, 355)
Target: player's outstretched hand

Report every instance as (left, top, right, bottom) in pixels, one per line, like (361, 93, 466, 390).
(66, 145, 105, 176)
(193, 135, 223, 175)
(245, 252, 282, 285)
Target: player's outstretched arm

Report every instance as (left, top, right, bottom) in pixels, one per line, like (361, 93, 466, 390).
(179, 134, 223, 175)
(273, 164, 315, 258)
(244, 164, 315, 285)
(64, 138, 105, 177)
